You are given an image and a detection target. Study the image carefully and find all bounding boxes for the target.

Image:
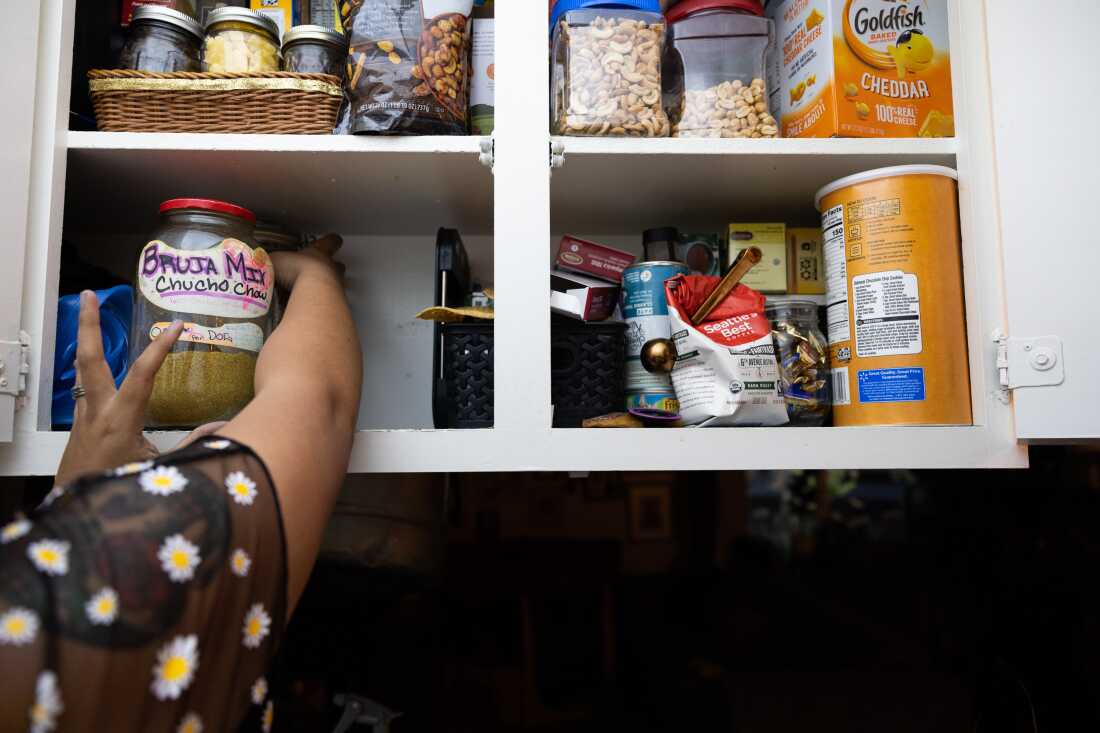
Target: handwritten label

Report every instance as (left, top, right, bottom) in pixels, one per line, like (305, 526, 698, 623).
(151, 321, 264, 354)
(138, 239, 273, 319)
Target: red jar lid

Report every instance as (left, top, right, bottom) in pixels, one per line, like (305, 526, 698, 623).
(666, 0, 764, 23)
(159, 198, 256, 223)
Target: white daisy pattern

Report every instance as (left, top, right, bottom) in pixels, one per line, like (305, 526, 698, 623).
(250, 676, 268, 705)
(204, 439, 232, 450)
(158, 534, 201, 582)
(151, 634, 199, 700)
(140, 466, 188, 496)
(262, 700, 274, 733)
(114, 460, 154, 477)
(177, 711, 203, 733)
(85, 587, 119, 626)
(230, 548, 252, 578)
(225, 471, 258, 506)
(27, 539, 70, 576)
(29, 670, 63, 733)
(1, 517, 31, 544)
(0, 607, 39, 645)
(242, 603, 272, 649)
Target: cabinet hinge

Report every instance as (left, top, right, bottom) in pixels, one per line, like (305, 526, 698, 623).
(0, 331, 31, 399)
(992, 329, 1064, 404)
(478, 137, 494, 170)
(550, 139, 565, 171)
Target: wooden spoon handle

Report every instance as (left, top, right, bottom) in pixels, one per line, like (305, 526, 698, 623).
(690, 247, 763, 326)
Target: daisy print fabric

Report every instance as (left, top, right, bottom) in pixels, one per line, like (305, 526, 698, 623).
(0, 439, 286, 732)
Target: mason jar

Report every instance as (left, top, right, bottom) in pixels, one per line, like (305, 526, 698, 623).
(131, 198, 275, 427)
(119, 5, 204, 72)
(203, 7, 280, 72)
(281, 24, 348, 78)
(765, 297, 830, 426)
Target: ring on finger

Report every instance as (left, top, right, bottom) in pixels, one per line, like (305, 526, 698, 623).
(70, 384, 87, 400)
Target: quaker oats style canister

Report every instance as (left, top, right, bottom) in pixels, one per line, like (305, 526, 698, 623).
(621, 260, 690, 413)
(816, 165, 971, 426)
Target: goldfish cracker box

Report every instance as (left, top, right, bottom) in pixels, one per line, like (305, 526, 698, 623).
(767, 0, 954, 138)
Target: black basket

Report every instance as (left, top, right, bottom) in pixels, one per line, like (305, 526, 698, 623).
(431, 230, 625, 429)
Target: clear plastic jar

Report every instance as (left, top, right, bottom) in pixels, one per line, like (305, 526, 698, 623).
(132, 199, 276, 428)
(551, 1, 670, 137)
(765, 297, 830, 426)
(119, 5, 204, 72)
(203, 7, 280, 72)
(663, 0, 778, 138)
(281, 24, 347, 78)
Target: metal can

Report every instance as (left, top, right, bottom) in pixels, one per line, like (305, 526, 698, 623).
(621, 260, 689, 413)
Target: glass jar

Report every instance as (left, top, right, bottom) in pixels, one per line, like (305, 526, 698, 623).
(550, 0, 670, 137)
(663, 0, 778, 138)
(765, 297, 830, 426)
(119, 5, 204, 72)
(203, 7, 280, 72)
(281, 24, 347, 77)
(132, 199, 276, 428)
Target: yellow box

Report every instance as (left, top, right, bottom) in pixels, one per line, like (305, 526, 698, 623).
(787, 228, 825, 295)
(767, 0, 954, 138)
(728, 223, 787, 293)
(251, 0, 296, 39)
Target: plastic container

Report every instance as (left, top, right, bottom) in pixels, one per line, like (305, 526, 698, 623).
(551, 0, 670, 137)
(281, 24, 346, 77)
(203, 7, 280, 72)
(663, 0, 777, 138)
(119, 5, 204, 72)
(816, 165, 971, 427)
(131, 199, 276, 427)
(765, 296, 830, 426)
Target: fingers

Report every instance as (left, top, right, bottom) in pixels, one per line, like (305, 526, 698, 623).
(310, 233, 343, 257)
(117, 320, 184, 410)
(75, 291, 117, 410)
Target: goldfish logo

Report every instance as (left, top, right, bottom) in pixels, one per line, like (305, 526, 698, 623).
(843, 0, 933, 75)
(887, 29, 934, 77)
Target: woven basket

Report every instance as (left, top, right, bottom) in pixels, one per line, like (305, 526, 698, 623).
(88, 70, 343, 134)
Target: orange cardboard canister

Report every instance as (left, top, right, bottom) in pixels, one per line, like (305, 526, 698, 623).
(816, 165, 971, 426)
(767, 0, 954, 138)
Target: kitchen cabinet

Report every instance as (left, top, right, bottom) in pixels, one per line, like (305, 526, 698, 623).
(0, 0, 1096, 476)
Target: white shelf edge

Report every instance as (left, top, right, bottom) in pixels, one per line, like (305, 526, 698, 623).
(554, 135, 958, 157)
(66, 130, 486, 155)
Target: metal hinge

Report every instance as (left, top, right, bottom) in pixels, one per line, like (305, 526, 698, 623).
(0, 331, 31, 399)
(992, 329, 1064, 404)
(478, 137, 494, 170)
(550, 139, 565, 170)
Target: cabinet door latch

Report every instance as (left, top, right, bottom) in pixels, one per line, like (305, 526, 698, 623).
(992, 329, 1064, 403)
(550, 139, 565, 170)
(0, 331, 31, 399)
(478, 137, 494, 170)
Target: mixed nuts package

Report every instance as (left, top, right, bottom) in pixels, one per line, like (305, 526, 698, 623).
(664, 274, 788, 427)
(342, 0, 474, 134)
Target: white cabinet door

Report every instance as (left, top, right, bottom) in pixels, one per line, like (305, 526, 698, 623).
(987, 0, 1100, 441)
(0, 2, 42, 442)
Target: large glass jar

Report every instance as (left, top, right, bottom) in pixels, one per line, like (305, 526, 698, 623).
(766, 297, 830, 426)
(281, 24, 347, 77)
(203, 7, 280, 72)
(119, 5, 204, 72)
(132, 199, 276, 428)
(550, 0, 670, 137)
(663, 0, 777, 138)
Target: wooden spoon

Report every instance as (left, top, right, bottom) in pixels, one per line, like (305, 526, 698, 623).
(690, 247, 763, 326)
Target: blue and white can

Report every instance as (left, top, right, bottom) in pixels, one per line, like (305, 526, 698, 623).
(620, 260, 689, 413)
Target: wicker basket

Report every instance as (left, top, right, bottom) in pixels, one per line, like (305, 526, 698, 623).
(87, 70, 343, 134)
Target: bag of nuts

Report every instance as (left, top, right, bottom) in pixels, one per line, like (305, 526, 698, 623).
(342, 0, 474, 135)
(551, 6, 670, 137)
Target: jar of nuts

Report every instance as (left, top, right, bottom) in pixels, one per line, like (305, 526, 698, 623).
(663, 0, 778, 139)
(550, 0, 670, 137)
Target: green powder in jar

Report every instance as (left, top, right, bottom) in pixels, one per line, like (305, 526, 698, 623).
(148, 351, 257, 427)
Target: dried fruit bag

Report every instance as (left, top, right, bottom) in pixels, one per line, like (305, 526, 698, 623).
(342, 0, 474, 134)
(665, 274, 788, 426)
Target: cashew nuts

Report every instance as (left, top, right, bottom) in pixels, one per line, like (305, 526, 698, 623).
(556, 16, 670, 137)
(670, 78, 778, 139)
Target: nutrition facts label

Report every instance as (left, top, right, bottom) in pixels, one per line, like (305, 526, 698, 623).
(822, 204, 850, 346)
(853, 270, 923, 357)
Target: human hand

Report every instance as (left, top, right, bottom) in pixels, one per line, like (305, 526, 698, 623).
(55, 291, 184, 486)
(270, 234, 345, 291)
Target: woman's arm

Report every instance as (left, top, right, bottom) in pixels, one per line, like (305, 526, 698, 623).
(218, 242, 363, 611)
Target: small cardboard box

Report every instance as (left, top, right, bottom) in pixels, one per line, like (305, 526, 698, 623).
(787, 228, 825, 295)
(555, 235, 636, 284)
(728, 223, 787, 293)
(550, 270, 620, 322)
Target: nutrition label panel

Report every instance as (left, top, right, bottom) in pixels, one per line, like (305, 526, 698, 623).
(822, 204, 850, 345)
(852, 270, 923, 357)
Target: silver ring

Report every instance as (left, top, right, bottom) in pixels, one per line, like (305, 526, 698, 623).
(70, 384, 87, 400)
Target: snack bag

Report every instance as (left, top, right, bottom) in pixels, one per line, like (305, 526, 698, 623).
(665, 275, 788, 427)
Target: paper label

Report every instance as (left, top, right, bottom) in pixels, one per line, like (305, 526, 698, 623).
(823, 204, 850, 347)
(470, 17, 495, 133)
(853, 270, 922, 357)
(151, 321, 265, 354)
(138, 239, 274, 319)
(857, 367, 926, 403)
